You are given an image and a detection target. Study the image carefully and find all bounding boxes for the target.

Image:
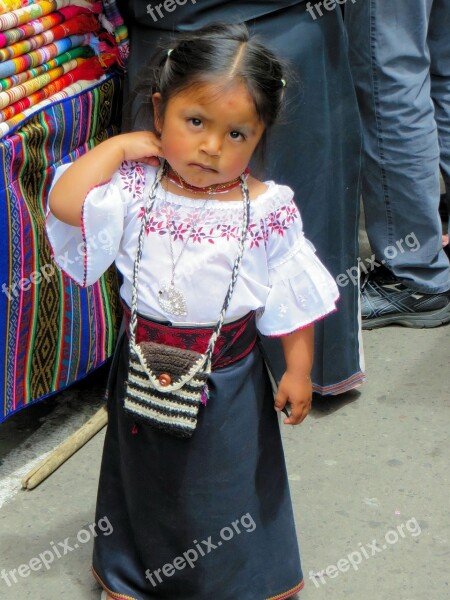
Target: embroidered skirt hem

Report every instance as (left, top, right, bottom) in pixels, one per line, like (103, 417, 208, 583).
(93, 568, 305, 600)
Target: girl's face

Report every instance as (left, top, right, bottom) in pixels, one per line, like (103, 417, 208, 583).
(153, 81, 265, 188)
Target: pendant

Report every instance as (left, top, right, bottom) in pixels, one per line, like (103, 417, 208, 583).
(158, 281, 188, 316)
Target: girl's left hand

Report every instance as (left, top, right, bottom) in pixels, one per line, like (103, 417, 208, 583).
(274, 371, 312, 425)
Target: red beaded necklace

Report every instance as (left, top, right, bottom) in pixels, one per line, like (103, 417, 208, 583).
(166, 165, 250, 195)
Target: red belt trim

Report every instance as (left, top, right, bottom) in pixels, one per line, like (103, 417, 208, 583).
(122, 304, 257, 370)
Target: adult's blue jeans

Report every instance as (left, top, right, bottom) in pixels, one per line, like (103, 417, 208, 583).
(345, 0, 450, 293)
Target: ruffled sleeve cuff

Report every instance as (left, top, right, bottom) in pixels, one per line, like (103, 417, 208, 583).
(257, 236, 340, 337)
(45, 163, 125, 287)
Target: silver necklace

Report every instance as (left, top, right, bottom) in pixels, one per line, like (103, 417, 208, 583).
(158, 177, 210, 316)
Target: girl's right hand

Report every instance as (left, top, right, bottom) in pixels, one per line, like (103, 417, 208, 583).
(49, 131, 165, 227)
(117, 131, 164, 167)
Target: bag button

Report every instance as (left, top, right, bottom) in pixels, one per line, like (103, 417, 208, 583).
(159, 373, 172, 386)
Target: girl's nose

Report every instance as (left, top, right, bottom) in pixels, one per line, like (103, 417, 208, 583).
(200, 135, 222, 156)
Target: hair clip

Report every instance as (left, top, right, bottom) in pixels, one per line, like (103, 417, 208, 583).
(280, 78, 286, 88)
(167, 49, 174, 57)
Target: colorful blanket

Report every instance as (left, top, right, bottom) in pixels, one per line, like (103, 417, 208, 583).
(0, 1, 97, 30)
(0, 33, 97, 78)
(0, 73, 123, 422)
(0, 57, 80, 110)
(0, 13, 99, 60)
(0, 0, 128, 421)
(0, 45, 93, 91)
(0, 1, 34, 15)
(0, 54, 112, 119)
(0, 76, 98, 136)
(0, 6, 90, 48)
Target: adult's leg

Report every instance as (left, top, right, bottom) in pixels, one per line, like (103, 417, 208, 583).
(254, 5, 364, 392)
(346, 0, 450, 293)
(429, 0, 450, 214)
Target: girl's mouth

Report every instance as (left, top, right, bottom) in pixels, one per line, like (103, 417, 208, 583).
(189, 163, 218, 173)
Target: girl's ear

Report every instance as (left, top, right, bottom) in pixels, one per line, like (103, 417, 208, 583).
(152, 93, 163, 135)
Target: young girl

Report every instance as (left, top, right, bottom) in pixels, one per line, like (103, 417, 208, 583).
(47, 24, 339, 600)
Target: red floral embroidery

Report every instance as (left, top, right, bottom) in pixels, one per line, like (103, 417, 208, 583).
(119, 161, 145, 199)
(247, 223, 265, 249)
(284, 202, 298, 225)
(265, 199, 299, 238)
(191, 228, 208, 244)
(138, 212, 166, 236)
(217, 224, 239, 241)
(169, 222, 191, 242)
(119, 164, 300, 248)
(136, 201, 299, 246)
(160, 204, 176, 221)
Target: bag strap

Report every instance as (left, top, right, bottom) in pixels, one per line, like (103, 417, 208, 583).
(129, 163, 166, 348)
(129, 161, 251, 368)
(203, 178, 250, 366)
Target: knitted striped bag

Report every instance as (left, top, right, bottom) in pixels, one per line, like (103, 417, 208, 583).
(124, 162, 250, 439)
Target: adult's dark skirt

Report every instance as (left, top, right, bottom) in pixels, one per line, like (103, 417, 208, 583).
(92, 331, 304, 599)
(118, 0, 365, 395)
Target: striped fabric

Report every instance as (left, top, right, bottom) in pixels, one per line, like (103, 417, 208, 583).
(0, 0, 128, 122)
(0, 6, 89, 48)
(0, 73, 123, 422)
(0, 76, 99, 137)
(0, 1, 34, 15)
(0, 13, 99, 61)
(0, 1, 95, 31)
(0, 45, 94, 91)
(0, 10, 65, 47)
(0, 0, 128, 420)
(0, 57, 80, 109)
(0, 54, 107, 119)
(0, 32, 96, 78)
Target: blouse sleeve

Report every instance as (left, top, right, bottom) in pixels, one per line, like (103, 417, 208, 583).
(257, 199, 339, 336)
(45, 161, 135, 287)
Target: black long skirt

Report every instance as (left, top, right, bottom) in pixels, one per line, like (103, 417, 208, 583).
(119, 1, 364, 395)
(92, 330, 303, 599)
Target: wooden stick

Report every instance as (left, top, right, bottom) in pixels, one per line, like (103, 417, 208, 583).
(21, 405, 108, 490)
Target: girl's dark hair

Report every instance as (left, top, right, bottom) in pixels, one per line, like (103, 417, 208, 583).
(129, 23, 286, 166)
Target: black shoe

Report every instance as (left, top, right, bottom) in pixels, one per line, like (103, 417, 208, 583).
(361, 265, 450, 329)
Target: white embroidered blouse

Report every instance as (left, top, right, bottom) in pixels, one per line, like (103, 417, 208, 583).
(46, 161, 339, 336)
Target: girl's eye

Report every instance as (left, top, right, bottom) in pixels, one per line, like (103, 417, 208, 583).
(230, 131, 245, 141)
(189, 118, 202, 127)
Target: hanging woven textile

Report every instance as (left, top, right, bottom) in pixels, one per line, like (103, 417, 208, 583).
(0, 0, 128, 421)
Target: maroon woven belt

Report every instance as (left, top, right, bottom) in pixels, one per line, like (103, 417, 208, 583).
(122, 304, 257, 370)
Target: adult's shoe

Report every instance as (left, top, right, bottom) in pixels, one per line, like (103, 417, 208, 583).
(361, 265, 450, 329)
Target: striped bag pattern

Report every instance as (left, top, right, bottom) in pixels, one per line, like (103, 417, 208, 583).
(125, 341, 210, 439)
